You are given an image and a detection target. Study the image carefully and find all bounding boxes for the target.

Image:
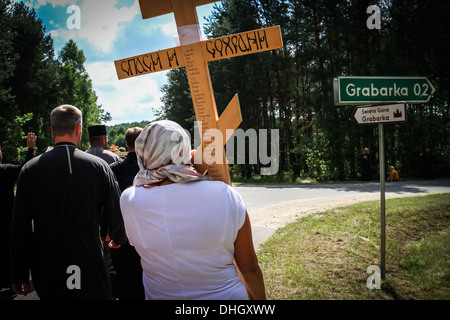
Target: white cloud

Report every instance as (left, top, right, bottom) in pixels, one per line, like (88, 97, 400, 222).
(44, 0, 75, 7)
(78, 0, 139, 53)
(13, 0, 219, 125)
(86, 61, 165, 124)
(161, 20, 176, 35)
(45, 0, 140, 54)
(15, 0, 140, 54)
(16, 0, 75, 9)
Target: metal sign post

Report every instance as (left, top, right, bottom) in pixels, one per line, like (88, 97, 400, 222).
(335, 74, 436, 285)
(351, 102, 408, 282)
(378, 123, 386, 281)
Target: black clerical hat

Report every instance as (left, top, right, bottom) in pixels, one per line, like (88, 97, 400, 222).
(88, 124, 107, 137)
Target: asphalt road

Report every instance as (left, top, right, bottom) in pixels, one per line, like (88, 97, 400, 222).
(2, 179, 449, 300)
(233, 179, 450, 212)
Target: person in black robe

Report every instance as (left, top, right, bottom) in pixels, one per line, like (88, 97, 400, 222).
(0, 133, 36, 291)
(109, 127, 145, 300)
(10, 105, 127, 300)
(86, 124, 120, 297)
(360, 147, 372, 181)
(419, 147, 434, 179)
(86, 124, 120, 164)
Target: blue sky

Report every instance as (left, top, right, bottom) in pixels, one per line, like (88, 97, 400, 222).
(13, 0, 221, 125)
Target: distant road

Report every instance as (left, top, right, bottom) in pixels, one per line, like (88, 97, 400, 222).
(234, 179, 450, 212)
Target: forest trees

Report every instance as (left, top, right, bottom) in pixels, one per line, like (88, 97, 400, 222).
(1, 0, 448, 180)
(107, 120, 149, 149)
(0, 0, 105, 161)
(157, 0, 449, 180)
(0, 0, 54, 162)
(56, 39, 111, 150)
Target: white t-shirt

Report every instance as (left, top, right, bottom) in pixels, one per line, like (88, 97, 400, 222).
(120, 180, 248, 300)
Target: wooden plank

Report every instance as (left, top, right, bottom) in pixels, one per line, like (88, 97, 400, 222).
(202, 26, 283, 62)
(217, 93, 241, 140)
(138, 0, 217, 20)
(172, 0, 199, 26)
(192, 93, 241, 177)
(114, 26, 282, 80)
(114, 47, 184, 80)
(138, 0, 173, 19)
(194, 0, 218, 7)
(181, 41, 232, 183)
(118, 0, 282, 186)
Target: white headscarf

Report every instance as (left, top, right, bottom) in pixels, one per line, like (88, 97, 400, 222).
(133, 120, 206, 187)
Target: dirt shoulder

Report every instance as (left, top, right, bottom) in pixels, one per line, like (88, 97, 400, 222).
(249, 192, 430, 228)
(248, 192, 431, 249)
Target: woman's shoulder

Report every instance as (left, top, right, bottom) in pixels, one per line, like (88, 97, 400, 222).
(120, 185, 136, 201)
(188, 180, 243, 203)
(122, 180, 236, 198)
(187, 179, 232, 192)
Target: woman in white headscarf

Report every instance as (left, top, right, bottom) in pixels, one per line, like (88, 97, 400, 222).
(120, 120, 265, 300)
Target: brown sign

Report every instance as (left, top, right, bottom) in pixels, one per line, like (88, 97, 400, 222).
(351, 102, 407, 125)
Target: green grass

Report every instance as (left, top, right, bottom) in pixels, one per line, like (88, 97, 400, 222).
(257, 193, 450, 300)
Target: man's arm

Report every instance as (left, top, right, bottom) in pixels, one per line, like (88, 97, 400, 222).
(103, 166, 127, 247)
(23, 132, 36, 163)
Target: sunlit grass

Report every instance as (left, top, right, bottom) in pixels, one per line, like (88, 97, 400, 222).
(258, 193, 450, 300)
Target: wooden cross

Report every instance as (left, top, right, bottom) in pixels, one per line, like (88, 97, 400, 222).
(115, 0, 283, 185)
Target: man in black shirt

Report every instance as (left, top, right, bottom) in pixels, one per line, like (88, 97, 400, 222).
(10, 105, 126, 299)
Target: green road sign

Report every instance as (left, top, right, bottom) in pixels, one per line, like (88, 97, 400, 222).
(334, 76, 436, 105)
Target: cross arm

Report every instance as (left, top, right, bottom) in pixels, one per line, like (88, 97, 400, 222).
(138, 0, 219, 20)
(114, 26, 282, 80)
(192, 93, 242, 176)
